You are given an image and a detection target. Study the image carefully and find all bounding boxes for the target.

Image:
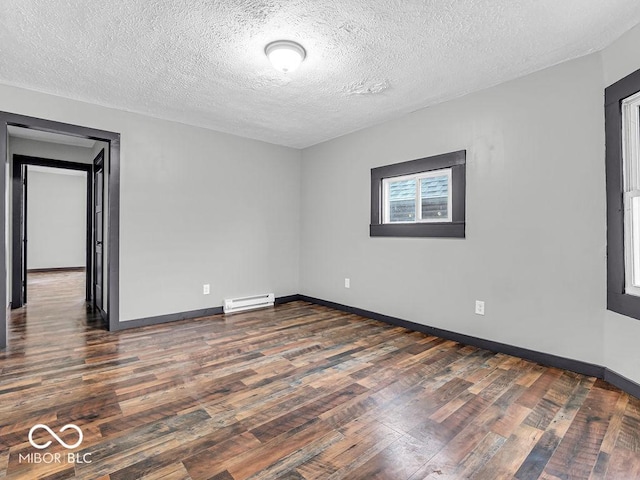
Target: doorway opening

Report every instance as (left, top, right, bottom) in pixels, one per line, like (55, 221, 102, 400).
(0, 112, 120, 349)
(11, 154, 106, 316)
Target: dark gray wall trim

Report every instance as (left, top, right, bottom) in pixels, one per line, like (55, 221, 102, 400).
(452, 163, 466, 222)
(12, 155, 93, 307)
(0, 121, 6, 348)
(605, 67, 640, 107)
(14, 155, 93, 171)
(607, 291, 640, 320)
(11, 163, 24, 308)
(275, 295, 301, 305)
(604, 70, 640, 320)
(28, 267, 86, 273)
(371, 150, 466, 180)
(1, 113, 119, 143)
(87, 153, 98, 302)
(0, 111, 121, 349)
(604, 368, 640, 400)
(370, 222, 465, 238)
(108, 137, 120, 332)
(113, 306, 225, 330)
(0, 305, 6, 349)
(370, 150, 466, 238)
(114, 295, 301, 331)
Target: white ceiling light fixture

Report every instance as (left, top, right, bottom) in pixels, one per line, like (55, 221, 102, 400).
(265, 40, 306, 73)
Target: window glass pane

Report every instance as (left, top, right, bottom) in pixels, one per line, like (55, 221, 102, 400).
(633, 196, 640, 288)
(388, 179, 416, 222)
(622, 96, 640, 191)
(420, 175, 449, 220)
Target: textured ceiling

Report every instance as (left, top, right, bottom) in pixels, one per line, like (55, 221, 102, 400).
(1, 1, 639, 149)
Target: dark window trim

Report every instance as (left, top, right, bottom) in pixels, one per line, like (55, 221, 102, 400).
(370, 150, 466, 238)
(605, 67, 640, 320)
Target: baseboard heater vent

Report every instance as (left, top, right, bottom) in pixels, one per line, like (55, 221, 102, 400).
(223, 293, 275, 314)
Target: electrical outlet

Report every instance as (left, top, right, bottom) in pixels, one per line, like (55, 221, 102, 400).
(203, 284, 210, 295)
(475, 300, 485, 315)
(344, 278, 350, 289)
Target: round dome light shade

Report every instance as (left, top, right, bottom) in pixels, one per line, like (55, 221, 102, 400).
(265, 40, 306, 73)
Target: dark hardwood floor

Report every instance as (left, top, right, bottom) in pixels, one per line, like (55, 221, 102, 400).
(1, 271, 640, 479)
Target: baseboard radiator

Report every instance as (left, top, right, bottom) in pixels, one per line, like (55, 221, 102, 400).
(223, 293, 275, 314)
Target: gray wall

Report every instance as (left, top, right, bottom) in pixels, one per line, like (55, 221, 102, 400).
(27, 168, 86, 270)
(601, 24, 640, 383)
(0, 88, 301, 321)
(300, 52, 607, 367)
(300, 22, 640, 384)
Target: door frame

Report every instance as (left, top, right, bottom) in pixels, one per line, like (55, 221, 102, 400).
(92, 149, 105, 318)
(0, 112, 120, 348)
(11, 155, 93, 308)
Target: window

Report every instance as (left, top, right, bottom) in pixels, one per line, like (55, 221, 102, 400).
(623, 92, 640, 297)
(605, 67, 640, 320)
(370, 150, 465, 238)
(383, 169, 452, 223)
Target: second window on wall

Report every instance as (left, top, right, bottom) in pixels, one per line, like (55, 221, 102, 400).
(622, 91, 640, 296)
(382, 168, 452, 224)
(370, 149, 466, 238)
(605, 66, 640, 320)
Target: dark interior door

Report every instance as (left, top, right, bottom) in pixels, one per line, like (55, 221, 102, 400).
(21, 167, 27, 305)
(11, 162, 27, 308)
(93, 151, 105, 314)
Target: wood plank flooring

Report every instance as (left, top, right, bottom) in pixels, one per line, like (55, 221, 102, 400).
(1, 271, 640, 479)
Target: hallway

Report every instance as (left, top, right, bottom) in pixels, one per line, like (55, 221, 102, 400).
(9, 270, 104, 346)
